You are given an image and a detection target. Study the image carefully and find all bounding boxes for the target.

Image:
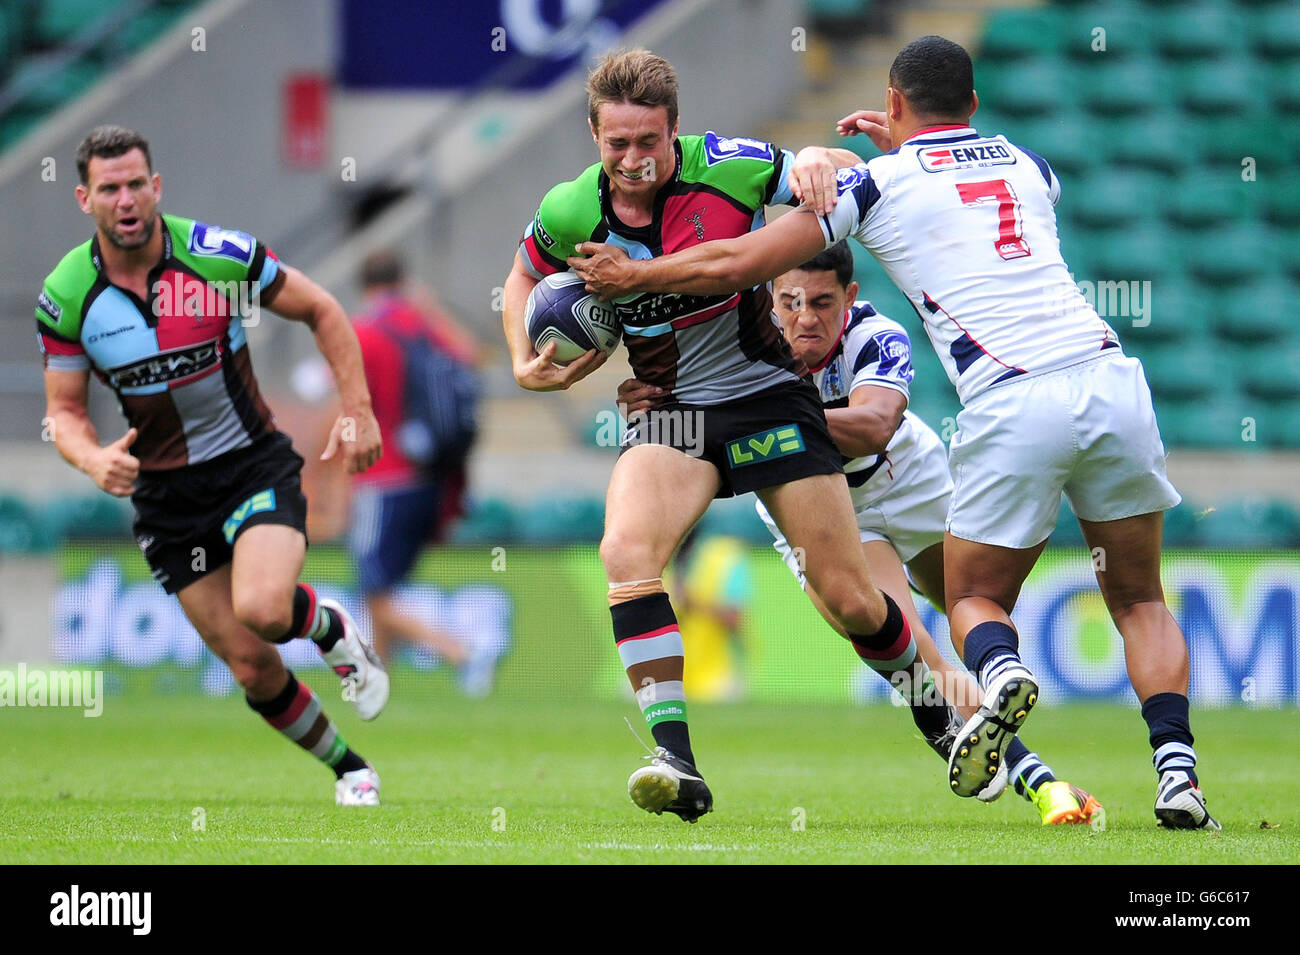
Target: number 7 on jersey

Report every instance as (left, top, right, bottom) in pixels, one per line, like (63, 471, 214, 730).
(957, 179, 1031, 261)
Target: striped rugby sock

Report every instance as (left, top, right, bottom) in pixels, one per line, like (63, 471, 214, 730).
(289, 583, 343, 651)
(850, 595, 948, 737)
(611, 592, 694, 765)
(962, 620, 1022, 692)
(1142, 692, 1199, 785)
(247, 671, 367, 778)
(1006, 737, 1057, 800)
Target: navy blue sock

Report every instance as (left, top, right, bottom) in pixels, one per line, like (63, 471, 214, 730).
(1142, 692, 1197, 785)
(961, 621, 1021, 689)
(1005, 737, 1057, 800)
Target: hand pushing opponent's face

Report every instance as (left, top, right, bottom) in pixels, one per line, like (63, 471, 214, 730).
(772, 267, 859, 368)
(590, 101, 677, 203)
(75, 148, 161, 251)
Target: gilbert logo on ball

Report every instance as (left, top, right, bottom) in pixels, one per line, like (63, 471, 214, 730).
(525, 272, 621, 364)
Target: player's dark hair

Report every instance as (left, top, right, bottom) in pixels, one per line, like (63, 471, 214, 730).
(587, 49, 678, 132)
(361, 248, 405, 289)
(794, 241, 855, 288)
(888, 35, 974, 120)
(75, 125, 152, 184)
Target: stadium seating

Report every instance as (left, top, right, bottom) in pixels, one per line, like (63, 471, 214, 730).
(966, 0, 1300, 453)
(0, 0, 205, 152)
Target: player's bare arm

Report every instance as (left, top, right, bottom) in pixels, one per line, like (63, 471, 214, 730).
(789, 145, 867, 214)
(269, 264, 381, 473)
(503, 249, 607, 392)
(569, 205, 828, 299)
(44, 367, 139, 496)
(825, 384, 907, 458)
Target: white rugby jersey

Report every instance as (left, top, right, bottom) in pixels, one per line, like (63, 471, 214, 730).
(810, 301, 934, 507)
(818, 126, 1119, 404)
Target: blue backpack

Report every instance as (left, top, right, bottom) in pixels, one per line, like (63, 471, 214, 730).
(383, 325, 479, 472)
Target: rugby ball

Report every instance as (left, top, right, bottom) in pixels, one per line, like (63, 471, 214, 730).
(524, 272, 621, 364)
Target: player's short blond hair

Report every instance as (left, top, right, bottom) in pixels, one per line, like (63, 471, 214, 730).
(586, 49, 678, 132)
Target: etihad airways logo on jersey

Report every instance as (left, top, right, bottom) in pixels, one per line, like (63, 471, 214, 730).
(111, 343, 220, 389)
(919, 142, 1014, 172)
(613, 291, 729, 325)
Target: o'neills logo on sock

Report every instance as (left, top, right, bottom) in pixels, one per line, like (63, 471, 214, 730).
(49, 885, 151, 935)
(645, 703, 686, 726)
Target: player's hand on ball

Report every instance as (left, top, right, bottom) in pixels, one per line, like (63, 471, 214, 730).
(321, 409, 383, 474)
(515, 340, 608, 392)
(569, 243, 636, 299)
(836, 109, 893, 153)
(791, 146, 840, 215)
(88, 427, 140, 497)
(616, 377, 665, 415)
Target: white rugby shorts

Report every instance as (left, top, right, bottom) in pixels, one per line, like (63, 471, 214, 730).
(757, 418, 951, 587)
(946, 352, 1181, 549)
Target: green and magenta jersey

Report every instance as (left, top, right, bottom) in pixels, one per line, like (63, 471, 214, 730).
(36, 213, 286, 470)
(519, 132, 805, 404)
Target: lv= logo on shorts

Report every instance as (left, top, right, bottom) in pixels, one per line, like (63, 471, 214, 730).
(222, 489, 277, 543)
(726, 424, 805, 468)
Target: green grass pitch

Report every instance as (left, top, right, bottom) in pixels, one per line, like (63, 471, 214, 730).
(3, 681, 1297, 864)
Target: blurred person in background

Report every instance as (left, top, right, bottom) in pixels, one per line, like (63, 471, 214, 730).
(37, 125, 386, 806)
(346, 249, 499, 695)
(670, 524, 753, 703)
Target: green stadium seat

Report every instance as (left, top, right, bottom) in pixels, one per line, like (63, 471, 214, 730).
(34, 0, 123, 48)
(1123, 280, 1215, 346)
(1259, 176, 1300, 226)
(978, 8, 1068, 61)
(1255, 398, 1300, 448)
(1154, 7, 1248, 60)
(1085, 222, 1180, 283)
(451, 497, 517, 544)
(1194, 117, 1290, 171)
(1067, 171, 1168, 228)
(1277, 226, 1300, 281)
(1099, 112, 1190, 173)
(1078, 59, 1169, 116)
(808, 0, 873, 14)
(1197, 498, 1300, 549)
(1238, 343, 1300, 400)
(9, 54, 103, 111)
(0, 106, 45, 151)
(1058, 6, 1155, 61)
(1176, 61, 1257, 113)
(516, 496, 605, 544)
(1271, 64, 1300, 114)
(42, 494, 132, 540)
(1003, 114, 1100, 179)
(980, 59, 1067, 116)
(1209, 278, 1296, 343)
(1164, 173, 1256, 228)
(1141, 342, 1236, 402)
(118, 7, 180, 54)
(0, 495, 49, 553)
(1187, 224, 1274, 284)
(1154, 399, 1255, 450)
(1252, 6, 1300, 59)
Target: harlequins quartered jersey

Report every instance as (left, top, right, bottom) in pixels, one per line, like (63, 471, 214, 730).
(809, 300, 932, 504)
(520, 132, 805, 404)
(36, 213, 286, 470)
